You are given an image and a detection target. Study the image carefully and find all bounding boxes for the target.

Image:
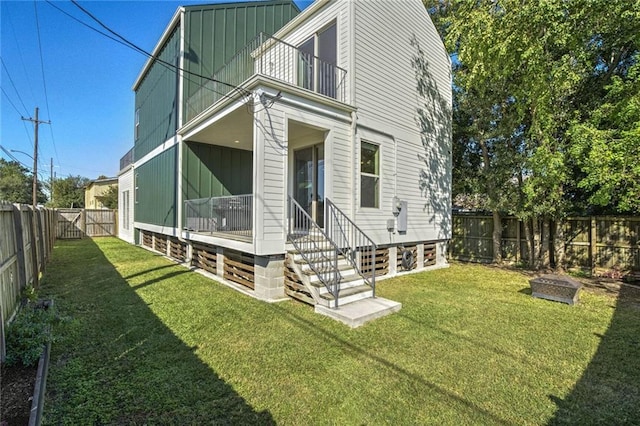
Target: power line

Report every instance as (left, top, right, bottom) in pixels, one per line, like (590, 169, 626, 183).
(1, 87, 36, 147)
(44, 1, 139, 52)
(68, 0, 251, 98)
(1, 87, 24, 116)
(1, 57, 30, 116)
(33, 1, 61, 169)
(5, 6, 37, 107)
(45, 0, 251, 115)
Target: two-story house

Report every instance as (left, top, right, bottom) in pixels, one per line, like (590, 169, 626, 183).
(119, 0, 451, 326)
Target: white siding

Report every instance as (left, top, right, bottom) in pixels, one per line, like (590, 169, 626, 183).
(254, 100, 287, 255)
(118, 168, 135, 244)
(350, 0, 452, 244)
(353, 0, 451, 132)
(253, 86, 353, 255)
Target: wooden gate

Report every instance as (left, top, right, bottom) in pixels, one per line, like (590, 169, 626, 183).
(57, 209, 84, 239)
(85, 210, 116, 237)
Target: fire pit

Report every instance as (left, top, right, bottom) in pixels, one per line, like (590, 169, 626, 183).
(529, 274, 582, 305)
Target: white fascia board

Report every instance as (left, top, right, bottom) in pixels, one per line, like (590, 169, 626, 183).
(180, 75, 355, 137)
(272, 0, 331, 40)
(134, 222, 178, 237)
(133, 135, 181, 169)
(182, 231, 254, 253)
(132, 7, 184, 91)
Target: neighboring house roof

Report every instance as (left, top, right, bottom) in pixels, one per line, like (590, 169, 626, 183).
(85, 177, 118, 188)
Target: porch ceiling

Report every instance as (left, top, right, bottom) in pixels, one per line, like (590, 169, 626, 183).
(183, 106, 253, 151)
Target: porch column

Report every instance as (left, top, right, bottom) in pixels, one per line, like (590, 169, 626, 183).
(252, 96, 288, 255)
(253, 254, 285, 301)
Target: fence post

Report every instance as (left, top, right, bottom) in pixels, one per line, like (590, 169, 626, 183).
(516, 218, 521, 263)
(590, 216, 597, 275)
(11, 204, 27, 289)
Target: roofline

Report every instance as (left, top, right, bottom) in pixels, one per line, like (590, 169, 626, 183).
(132, 7, 184, 91)
(85, 178, 118, 188)
(131, 0, 303, 92)
(271, 0, 330, 40)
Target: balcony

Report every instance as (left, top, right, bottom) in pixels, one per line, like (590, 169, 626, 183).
(183, 194, 253, 241)
(185, 33, 347, 122)
(119, 147, 134, 171)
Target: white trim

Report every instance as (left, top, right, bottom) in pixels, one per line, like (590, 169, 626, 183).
(133, 7, 184, 91)
(133, 135, 181, 169)
(117, 163, 134, 177)
(178, 8, 185, 128)
(348, 0, 356, 105)
(272, 0, 331, 41)
(359, 139, 381, 210)
(180, 75, 355, 136)
(134, 222, 178, 237)
(177, 140, 183, 236)
(253, 106, 265, 250)
(182, 231, 255, 253)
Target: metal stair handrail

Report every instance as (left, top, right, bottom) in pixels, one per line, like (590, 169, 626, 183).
(288, 196, 341, 306)
(326, 199, 377, 297)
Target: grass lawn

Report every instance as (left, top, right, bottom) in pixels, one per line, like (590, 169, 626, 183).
(40, 237, 640, 424)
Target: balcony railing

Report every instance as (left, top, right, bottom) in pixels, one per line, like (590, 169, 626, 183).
(119, 147, 134, 171)
(185, 33, 347, 122)
(183, 194, 253, 239)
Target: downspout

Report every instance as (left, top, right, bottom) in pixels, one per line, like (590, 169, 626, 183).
(177, 8, 186, 241)
(349, 0, 357, 221)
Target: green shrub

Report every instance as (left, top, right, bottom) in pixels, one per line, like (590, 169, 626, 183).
(5, 303, 59, 367)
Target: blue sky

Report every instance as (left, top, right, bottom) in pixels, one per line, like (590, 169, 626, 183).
(1, 0, 312, 181)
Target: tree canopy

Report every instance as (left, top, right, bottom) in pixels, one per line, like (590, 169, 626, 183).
(425, 0, 640, 266)
(51, 175, 90, 208)
(0, 159, 47, 204)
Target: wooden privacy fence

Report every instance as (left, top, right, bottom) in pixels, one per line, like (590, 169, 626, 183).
(0, 201, 56, 362)
(56, 209, 117, 239)
(451, 214, 640, 273)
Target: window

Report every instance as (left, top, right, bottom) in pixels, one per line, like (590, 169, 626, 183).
(360, 141, 379, 208)
(134, 108, 140, 141)
(134, 173, 139, 204)
(122, 190, 130, 230)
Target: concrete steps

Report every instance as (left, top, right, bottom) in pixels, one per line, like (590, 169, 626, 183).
(285, 243, 402, 326)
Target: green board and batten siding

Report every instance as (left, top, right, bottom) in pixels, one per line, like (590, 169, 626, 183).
(183, 143, 253, 200)
(182, 1, 300, 119)
(133, 1, 298, 229)
(134, 26, 181, 161)
(135, 146, 178, 227)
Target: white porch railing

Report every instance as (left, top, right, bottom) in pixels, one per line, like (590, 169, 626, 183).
(185, 32, 347, 122)
(183, 194, 252, 238)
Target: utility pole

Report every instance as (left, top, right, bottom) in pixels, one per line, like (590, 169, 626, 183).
(21, 107, 50, 289)
(21, 107, 50, 208)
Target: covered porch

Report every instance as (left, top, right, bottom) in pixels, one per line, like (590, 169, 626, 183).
(180, 99, 333, 253)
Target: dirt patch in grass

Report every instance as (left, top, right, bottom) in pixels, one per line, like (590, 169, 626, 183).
(1, 363, 36, 424)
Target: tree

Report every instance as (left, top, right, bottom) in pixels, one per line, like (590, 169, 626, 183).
(0, 159, 47, 204)
(425, 0, 640, 268)
(51, 175, 90, 208)
(95, 185, 119, 209)
(570, 62, 640, 214)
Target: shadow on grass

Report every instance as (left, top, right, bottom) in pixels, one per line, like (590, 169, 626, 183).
(548, 284, 640, 424)
(40, 238, 273, 424)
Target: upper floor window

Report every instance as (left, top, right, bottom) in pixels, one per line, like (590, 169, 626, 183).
(135, 108, 140, 141)
(360, 141, 380, 208)
(298, 22, 337, 98)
